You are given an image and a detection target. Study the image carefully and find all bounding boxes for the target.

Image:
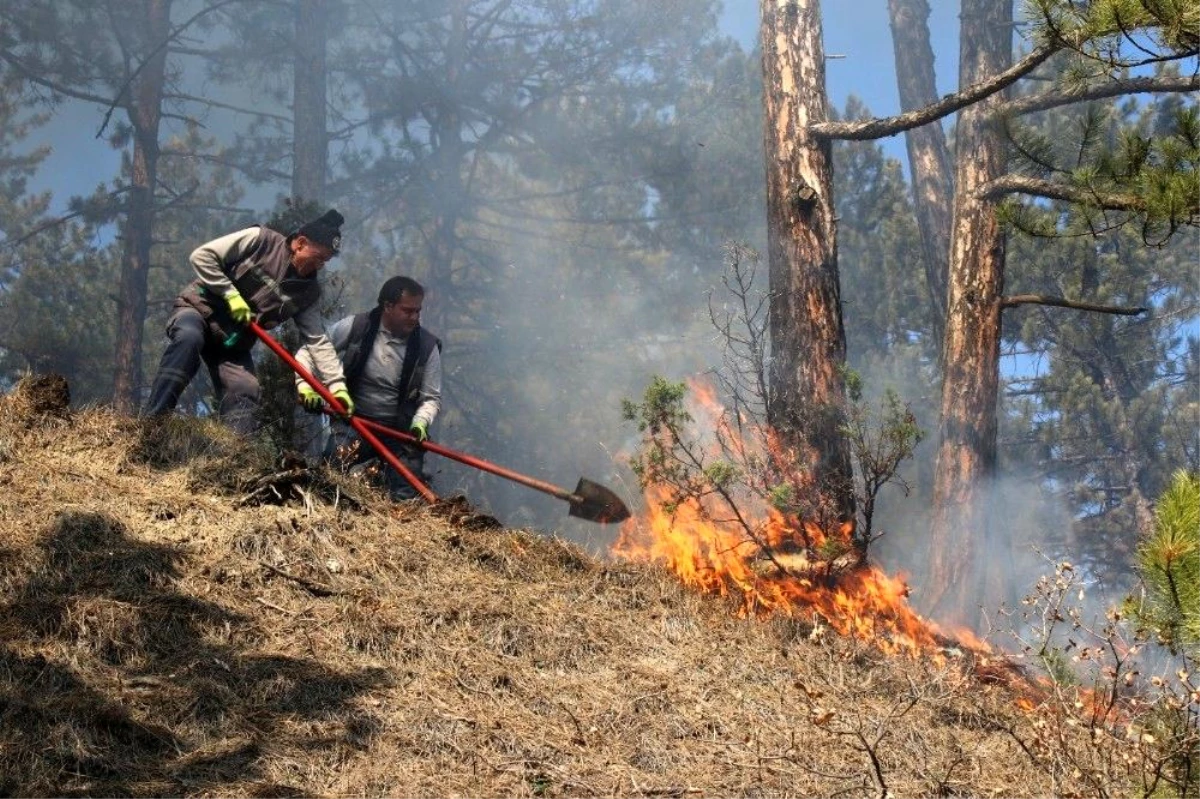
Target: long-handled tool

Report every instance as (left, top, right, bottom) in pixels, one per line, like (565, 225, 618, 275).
(325, 412, 631, 525)
(246, 321, 437, 503)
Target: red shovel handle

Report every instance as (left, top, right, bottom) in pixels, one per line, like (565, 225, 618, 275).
(348, 415, 574, 504)
(343, 415, 631, 524)
(246, 321, 437, 503)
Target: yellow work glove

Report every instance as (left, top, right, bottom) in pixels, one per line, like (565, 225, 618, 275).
(409, 419, 428, 443)
(223, 289, 252, 325)
(331, 388, 354, 416)
(298, 385, 323, 413)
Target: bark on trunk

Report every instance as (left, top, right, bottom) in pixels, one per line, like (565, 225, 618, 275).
(424, 0, 468, 336)
(760, 0, 854, 527)
(887, 0, 953, 345)
(927, 0, 1013, 627)
(292, 0, 327, 204)
(112, 0, 170, 414)
(288, 0, 331, 457)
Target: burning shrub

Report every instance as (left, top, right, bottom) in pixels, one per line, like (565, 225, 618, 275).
(617, 372, 944, 657)
(615, 244, 931, 657)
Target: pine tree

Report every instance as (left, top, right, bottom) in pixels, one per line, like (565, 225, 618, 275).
(1129, 470, 1200, 660)
(808, 0, 1199, 625)
(0, 72, 117, 400)
(0, 73, 50, 298)
(0, 0, 259, 410)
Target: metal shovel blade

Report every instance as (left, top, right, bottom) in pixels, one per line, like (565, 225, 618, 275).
(568, 478, 631, 524)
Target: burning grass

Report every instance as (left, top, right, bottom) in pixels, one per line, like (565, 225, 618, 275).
(0, 375, 1186, 797)
(613, 484, 951, 659)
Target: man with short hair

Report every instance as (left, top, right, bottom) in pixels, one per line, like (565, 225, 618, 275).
(299, 275, 442, 500)
(143, 209, 353, 433)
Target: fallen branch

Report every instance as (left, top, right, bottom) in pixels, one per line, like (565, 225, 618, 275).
(236, 468, 311, 507)
(258, 560, 341, 597)
(639, 788, 702, 797)
(254, 596, 297, 615)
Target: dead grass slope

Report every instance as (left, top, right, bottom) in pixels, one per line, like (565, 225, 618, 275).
(0, 376, 1072, 797)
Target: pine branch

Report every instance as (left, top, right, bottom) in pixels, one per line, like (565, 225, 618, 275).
(95, 0, 255, 137)
(979, 174, 1144, 210)
(811, 42, 1059, 141)
(813, 44, 1195, 143)
(1001, 294, 1147, 315)
(164, 93, 293, 123)
(1001, 73, 1200, 117)
(0, 187, 133, 250)
(0, 47, 116, 106)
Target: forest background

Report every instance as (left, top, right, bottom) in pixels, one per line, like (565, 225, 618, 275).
(0, 0, 1195, 630)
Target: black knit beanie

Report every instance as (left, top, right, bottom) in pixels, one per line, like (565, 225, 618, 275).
(295, 209, 344, 254)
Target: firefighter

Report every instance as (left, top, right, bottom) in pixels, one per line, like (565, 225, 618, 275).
(143, 209, 353, 433)
(298, 276, 442, 500)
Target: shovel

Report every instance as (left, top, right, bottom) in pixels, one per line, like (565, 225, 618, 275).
(332, 413, 631, 525)
(246, 321, 438, 503)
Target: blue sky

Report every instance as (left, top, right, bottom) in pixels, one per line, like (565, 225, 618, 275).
(720, 0, 962, 170)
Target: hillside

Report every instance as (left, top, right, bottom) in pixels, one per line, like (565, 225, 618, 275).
(0, 375, 1138, 797)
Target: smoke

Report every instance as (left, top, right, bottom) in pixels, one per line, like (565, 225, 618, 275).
(7, 4, 1179, 657)
(868, 458, 1146, 642)
(423, 218, 726, 552)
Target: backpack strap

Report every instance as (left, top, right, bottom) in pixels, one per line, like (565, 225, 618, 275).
(396, 325, 425, 403)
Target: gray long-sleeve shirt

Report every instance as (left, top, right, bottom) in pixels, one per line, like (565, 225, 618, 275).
(192, 227, 346, 393)
(297, 314, 442, 429)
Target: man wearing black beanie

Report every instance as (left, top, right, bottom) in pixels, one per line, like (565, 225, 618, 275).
(143, 208, 354, 434)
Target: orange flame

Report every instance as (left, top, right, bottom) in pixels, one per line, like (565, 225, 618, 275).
(613, 377, 967, 660)
(615, 485, 944, 657)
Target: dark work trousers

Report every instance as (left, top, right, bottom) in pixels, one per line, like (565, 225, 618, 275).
(143, 307, 261, 434)
(326, 419, 428, 501)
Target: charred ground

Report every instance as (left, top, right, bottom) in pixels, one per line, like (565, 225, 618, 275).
(0, 376, 1109, 797)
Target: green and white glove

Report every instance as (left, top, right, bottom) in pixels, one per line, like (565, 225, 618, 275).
(298, 385, 323, 413)
(332, 388, 354, 416)
(223, 289, 252, 325)
(410, 419, 429, 443)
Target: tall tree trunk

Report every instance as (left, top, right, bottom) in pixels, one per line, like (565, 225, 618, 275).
(887, 0, 953, 346)
(293, 0, 327, 204)
(425, 0, 468, 336)
(287, 0, 330, 458)
(927, 0, 1013, 626)
(112, 0, 170, 413)
(760, 0, 855, 527)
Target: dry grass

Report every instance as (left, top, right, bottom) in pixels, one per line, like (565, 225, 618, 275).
(0, 376, 1151, 797)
